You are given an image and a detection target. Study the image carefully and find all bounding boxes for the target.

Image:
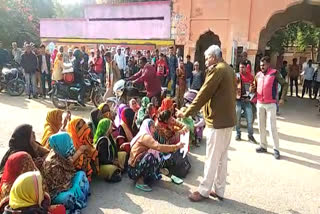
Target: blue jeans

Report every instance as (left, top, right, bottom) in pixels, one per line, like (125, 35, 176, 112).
(236, 100, 254, 137)
(41, 72, 52, 95)
(25, 72, 37, 96)
(186, 78, 191, 89)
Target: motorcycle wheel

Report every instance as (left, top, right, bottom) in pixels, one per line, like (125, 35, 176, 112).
(51, 94, 69, 109)
(92, 89, 104, 107)
(7, 79, 25, 96)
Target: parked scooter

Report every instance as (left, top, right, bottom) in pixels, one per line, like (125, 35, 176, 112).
(0, 61, 25, 96)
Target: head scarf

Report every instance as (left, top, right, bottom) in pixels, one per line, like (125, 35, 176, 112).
(98, 103, 112, 119)
(41, 109, 63, 148)
(129, 99, 140, 113)
(115, 104, 127, 128)
(159, 98, 174, 112)
(67, 117, 92, 150)
(54, 52, 62, 69)
(9, 171, 44, 210)
(93, 118, 112, 145)
(130, 119, 154, 147)
(49, 132, 75, 158)
(89, 108, 103, 136)
(0, 152, 37, 201)
(0, 124, 36, 172)
(136, 97, 150, 128)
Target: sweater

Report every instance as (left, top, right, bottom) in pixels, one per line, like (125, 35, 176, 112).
(184, 61, 236, 129)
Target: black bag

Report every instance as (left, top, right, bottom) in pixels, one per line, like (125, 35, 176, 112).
(166, 151, 191, 178)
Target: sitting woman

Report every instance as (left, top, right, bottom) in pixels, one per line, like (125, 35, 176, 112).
(0, 124, 49, 174)
(114, 104, 127, 128)
(89, 103, 113, 136)
(129, 98, 140, 113)
(41, 109, 70, 148)
(128, 119, 184, 192)
(0, 152, 38, 211)
(67, 117, 99, 181)
(93, 119, 127, 182)
(117, 108, 138, 154)
(178, 107, 197, 146)
(42, 132, 90, 213)
(156, 110, 187, 145)
(136, 97, 150, 128)
(3, 171, 66, 214)
(142, 103, 157, 122)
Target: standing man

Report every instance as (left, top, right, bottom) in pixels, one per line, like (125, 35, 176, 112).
(279, 60, 288, 99)
(114, 46, 126, 79)
(104, 51, 121, 99)
(0, 41, 9, 76)
(152, 49, 160, 66)
(11, 42, 22, 64)
(177, 45, 236, 202)
(301, 59, 314, 99)
(125, 47, 131, 65)
(190, 61, 204, 91)
(185, 55, 194, 89)
(38, 44, 51, 98)
(81, 46, 89, 71)
(288, 58, 300, 97)
(313, 63, 320, 99)
(64, 48, 73, 63)
(21, 44, 38, 99)
(93, 49, 104, 84)
(255, 56, 288, 160)
(167, 46, 178, 97)
(235, 61, 257, 144)
(146, 50, 152, 64)
(129, 57, 162, 101)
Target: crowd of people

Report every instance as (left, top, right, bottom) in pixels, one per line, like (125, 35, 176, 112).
(2, 38, 317, 212)
(0, 41, 206, 108)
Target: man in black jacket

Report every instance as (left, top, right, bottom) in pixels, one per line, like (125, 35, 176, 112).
(38, 44, 51, 98)
(21, 44, 38, 99)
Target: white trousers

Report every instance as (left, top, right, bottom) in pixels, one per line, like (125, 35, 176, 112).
(198, 127, 233, 198)
(257, 103, 280, 151)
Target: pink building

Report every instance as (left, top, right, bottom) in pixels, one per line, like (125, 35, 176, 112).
(40, 1, 174, 50)
(173, 0, 320, 69)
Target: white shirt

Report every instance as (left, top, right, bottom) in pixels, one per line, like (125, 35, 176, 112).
(114, 53, 126, 70)
(303, 66, 314, 81)
(41, 55, 48, 74)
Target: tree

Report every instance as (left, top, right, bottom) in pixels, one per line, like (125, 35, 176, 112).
(0, 0, 55, 47)
(268, 21, 320, 60)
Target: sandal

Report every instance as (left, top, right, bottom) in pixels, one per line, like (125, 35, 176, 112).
(171, 175, 183, 185)
(160, 168, 170, 176)
(135, 184, 152, 192)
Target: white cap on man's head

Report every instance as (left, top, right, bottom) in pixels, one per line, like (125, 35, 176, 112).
(68, 48, 73, 53)
(204, 45, 222, 59)
(117, 46, 121, 50)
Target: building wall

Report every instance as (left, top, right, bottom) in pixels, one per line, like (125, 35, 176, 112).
(40, 1, 171, 40)
(173, 0, 302, 65)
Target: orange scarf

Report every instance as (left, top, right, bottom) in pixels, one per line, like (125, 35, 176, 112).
(41, 109, 63, 148)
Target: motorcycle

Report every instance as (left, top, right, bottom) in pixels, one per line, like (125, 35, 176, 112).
(105, 79, 147, 112)
(0, 61, 25, 96)
(50, 72, 104, 109)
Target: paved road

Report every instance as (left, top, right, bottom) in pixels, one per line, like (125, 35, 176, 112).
(0, 93, 319, 214)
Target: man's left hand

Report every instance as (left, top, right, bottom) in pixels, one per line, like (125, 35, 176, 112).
(279, 99, 284, 105)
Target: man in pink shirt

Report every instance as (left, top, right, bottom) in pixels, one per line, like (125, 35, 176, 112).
(129, 57, 162, 101)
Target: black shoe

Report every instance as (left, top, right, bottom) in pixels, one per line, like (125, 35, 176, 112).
(256, 147, 267, 153)
(248, 136, 258, 144)
(274, 149, 280, 160)
(235, 135, 241, 141)
(33, 95, 38, 99)
(77, 100, 86, 107)
(28, 95, 31, 99)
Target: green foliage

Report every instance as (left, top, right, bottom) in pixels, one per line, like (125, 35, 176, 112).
(0, 0, 55, 47)
(268, 21, 320, 54)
